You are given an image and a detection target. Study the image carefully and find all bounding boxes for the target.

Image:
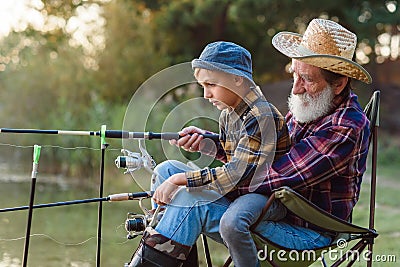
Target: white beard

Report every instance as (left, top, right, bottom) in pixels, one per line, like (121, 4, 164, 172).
(288, 85, 335, 123)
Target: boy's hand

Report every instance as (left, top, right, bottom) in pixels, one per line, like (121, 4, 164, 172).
(169, 126, 205, 152)
(152, 180, 179, 205)
(152, 173, 186, 205)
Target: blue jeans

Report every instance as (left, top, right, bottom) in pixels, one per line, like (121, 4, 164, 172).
(151, 160, 332, 267)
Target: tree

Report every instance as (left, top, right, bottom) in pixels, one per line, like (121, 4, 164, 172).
(97, 0, 399, 89)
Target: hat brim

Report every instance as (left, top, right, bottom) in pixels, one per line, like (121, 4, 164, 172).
(191, 59, 256, 87)
(272, 32, 372, 84)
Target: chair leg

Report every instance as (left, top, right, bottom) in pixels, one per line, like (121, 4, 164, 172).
(331, 240, 363, 267)
(345, 243, 367, 267)
(201, 234, 213, 267)
(331, 239, 369, 267)
(222, 256, 232, 267)
(320, 255, 328, 267)
(366, 243, 374, 267)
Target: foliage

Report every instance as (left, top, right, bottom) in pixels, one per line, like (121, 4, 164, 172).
(95, 0, 170, 102)
(377, 133, 400, 167)
(103, 0, 399, 90)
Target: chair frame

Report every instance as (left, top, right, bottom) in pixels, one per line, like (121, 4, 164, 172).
(364, 90, 380, 267)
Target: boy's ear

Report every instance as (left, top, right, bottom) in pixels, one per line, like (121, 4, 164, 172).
(234, 75, 244, 86)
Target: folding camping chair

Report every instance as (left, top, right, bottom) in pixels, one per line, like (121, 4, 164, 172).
(221, 90, 381, 267)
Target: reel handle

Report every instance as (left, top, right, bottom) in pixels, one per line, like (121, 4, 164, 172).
(108, 192, 152, 201)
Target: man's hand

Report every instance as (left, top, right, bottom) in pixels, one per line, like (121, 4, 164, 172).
(169, 126, 206, 152)
(152, 173, 187, 205)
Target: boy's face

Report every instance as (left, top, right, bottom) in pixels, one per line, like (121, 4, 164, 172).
(195, 69, 242, 110)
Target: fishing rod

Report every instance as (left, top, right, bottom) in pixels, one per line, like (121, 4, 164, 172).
(0, 192, 152, 213)
(22, 145, 41, 267)
(0, 128, 220, 141)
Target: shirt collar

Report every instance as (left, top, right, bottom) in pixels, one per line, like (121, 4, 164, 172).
(333, 91, 350, 109)
(232, 86, 263, 117)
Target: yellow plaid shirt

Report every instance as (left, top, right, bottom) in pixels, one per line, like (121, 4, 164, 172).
(186, 87, 290, 200)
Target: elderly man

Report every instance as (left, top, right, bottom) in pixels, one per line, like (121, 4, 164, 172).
(220, 18, 372, 266)
(127, 18, 372, 267)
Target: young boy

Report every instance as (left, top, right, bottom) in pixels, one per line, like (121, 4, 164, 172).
(127, 41, 290, 267)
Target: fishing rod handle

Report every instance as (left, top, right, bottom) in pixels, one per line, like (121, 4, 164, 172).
(151, 132, 220, 141)
(108, 191, 153, 201)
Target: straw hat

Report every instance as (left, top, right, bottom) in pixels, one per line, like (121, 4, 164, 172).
(272, 18, 372, 84)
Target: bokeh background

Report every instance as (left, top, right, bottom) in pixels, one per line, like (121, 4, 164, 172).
(0, 1, 399, 266)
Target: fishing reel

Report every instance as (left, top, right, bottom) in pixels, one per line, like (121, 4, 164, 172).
(125, 212, 147, 239)
(125, 205, 162, 239)
(115, 139, 160, 239)
(115, 139, 156, 174)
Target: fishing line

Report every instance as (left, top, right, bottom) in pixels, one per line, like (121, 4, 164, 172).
(0, 231, 130, 246)
(0, 234, 96, 246)
(0, 142, 121, 151)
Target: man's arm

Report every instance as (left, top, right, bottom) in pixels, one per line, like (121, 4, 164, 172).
(243, 124, 361, 195)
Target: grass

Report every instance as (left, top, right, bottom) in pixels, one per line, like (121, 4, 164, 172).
(316, 164, 400, 267)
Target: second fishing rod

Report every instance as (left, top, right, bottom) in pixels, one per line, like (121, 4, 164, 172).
(0, 191, 153, 213)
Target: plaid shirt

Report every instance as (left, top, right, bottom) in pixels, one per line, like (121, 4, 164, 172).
(238, 92, 370, 227)
(186, 87, 291, 200)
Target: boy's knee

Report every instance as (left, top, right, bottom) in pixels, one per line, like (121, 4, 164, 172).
(154, 160, 177, 175)
(220, 214, 233, 240)
(153, 160, 182, 186)
(220, 211, 248, 240)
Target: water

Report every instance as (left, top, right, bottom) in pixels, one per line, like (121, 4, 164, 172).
(0, 143, 224, 266)
(0, 176, 147, 266)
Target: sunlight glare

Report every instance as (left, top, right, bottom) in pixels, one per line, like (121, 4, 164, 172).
(0, 0, 106, 61)
(386, 1, 397, 13)
(0, 0, 44, 38)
